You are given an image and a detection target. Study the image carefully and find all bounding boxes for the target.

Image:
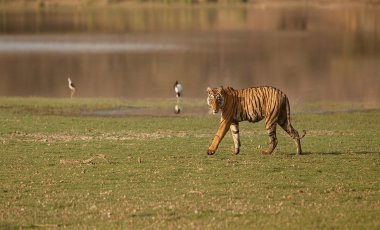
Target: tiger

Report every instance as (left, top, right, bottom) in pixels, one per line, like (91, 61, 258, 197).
(206, 86, 306, 155)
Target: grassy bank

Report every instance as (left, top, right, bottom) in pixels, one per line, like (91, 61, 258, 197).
(0, 97, 379, 228)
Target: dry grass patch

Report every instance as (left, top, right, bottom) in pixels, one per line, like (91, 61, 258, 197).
(2, 130, 191, 143)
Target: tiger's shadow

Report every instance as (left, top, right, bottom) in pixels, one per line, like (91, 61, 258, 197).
(294, 151, 378, 156)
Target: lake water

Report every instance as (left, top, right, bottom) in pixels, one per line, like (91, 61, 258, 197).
(0, 4, 379, 106)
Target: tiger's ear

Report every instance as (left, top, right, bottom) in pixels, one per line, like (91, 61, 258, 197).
(218, 85, 225, 93)
(206, 87, 212, 94)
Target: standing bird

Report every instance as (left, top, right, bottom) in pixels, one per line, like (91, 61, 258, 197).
(173, 81, 183, 114)
(174, 81, 183, 100)
(68, 77, 76, 99)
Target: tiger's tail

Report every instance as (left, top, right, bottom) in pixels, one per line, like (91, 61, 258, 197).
(298, 129, 307, 140)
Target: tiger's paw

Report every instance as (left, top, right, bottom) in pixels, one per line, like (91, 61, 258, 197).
(261, 150, 273, 155)
(230, 147, 240, 155)
(207, 149, 216, 155)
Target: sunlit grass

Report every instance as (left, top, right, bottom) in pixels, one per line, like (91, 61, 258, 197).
(0, 97, 379, 229)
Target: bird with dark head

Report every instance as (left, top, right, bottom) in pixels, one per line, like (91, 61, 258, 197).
(68, 77, 76, 99)
(174, 81, 183, 99)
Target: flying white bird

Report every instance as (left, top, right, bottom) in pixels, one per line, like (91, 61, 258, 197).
(68, 77, 76, 99)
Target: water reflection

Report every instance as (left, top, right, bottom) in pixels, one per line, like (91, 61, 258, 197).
(174, 104, 182, 114)
(0, 4, 379, 105)
(0, 40, 184, 53)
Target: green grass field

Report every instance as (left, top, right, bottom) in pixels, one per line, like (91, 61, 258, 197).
(0, 98, 379, 229)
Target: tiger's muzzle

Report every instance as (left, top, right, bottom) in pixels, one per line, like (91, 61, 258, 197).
(211, 100, 220, 114)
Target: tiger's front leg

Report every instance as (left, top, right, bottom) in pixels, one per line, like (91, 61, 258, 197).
(207, 119, 231, 155)
(230, 122, 240, 155)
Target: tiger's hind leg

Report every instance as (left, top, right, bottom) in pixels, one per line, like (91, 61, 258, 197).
(262, 122, 278, 155)
(278, 121, 303, 155)
(277, 99, 305, 155)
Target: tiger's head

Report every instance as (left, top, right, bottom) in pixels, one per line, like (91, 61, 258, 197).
(207, 86, 225, 114)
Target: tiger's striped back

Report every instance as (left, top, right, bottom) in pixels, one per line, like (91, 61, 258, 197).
(222, 86, 287, 124)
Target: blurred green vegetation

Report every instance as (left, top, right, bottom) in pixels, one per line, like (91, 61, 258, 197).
(2, 0, 379, 9)
(0, 0, 252, 8)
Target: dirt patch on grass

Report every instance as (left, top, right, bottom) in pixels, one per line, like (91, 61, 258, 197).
(59, 154, 108, 165)
(307, 130, 356, 136)
(2, 130, 190, 143)
(2, 129, 355, 144)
